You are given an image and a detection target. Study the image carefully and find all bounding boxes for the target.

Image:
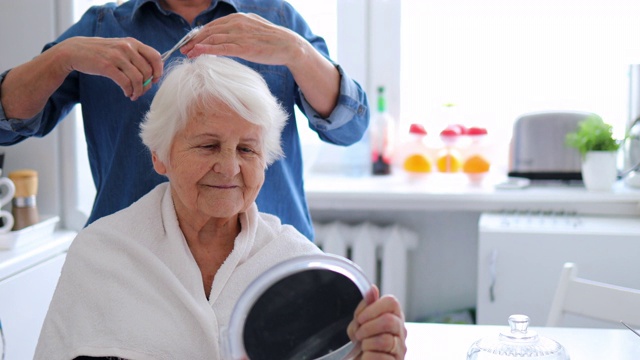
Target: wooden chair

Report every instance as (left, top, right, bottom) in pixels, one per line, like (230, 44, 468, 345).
(546, 262, 640, 327)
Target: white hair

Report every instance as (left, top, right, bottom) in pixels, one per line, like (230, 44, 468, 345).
(140, 55, 287, 166)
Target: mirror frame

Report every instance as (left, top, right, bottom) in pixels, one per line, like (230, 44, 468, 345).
(225, 254, 373, 359)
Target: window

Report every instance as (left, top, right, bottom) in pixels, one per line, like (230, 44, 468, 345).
(281, 1, 342, 174)
(60, 0, 111, 231)
(287, 0, 374, 175)
(399, 0, 640, 171)
(286, 0, 338, 56)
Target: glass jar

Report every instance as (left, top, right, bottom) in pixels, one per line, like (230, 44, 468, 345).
(393, 123, 433, 177)
(436, 126, 463, 173)
(462, 127, 491, 184)
(467, 314, 570, 360)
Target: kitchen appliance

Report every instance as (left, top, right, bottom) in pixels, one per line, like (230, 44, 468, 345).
(624, 64, 640, 187)
(622, 116, 640, 187)
(628, 64, 640, 135)
(508, 111, 591, 181)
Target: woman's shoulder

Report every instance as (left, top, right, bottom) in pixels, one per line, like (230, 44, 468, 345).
(256, 211, 319, 250)
(75, 183, 167, 244)
(241, 211, 322, 272)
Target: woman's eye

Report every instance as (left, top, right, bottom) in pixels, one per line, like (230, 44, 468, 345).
(239, 146, 254, 154)
(200, 143, 218, 150)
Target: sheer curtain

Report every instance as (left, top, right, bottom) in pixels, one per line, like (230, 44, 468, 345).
(400, 0, 640, 171)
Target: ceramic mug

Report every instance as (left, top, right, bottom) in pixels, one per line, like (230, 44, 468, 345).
(0, 177, 15, 233)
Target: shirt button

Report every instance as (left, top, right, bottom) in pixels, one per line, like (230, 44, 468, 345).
(357, 105, 365, 115)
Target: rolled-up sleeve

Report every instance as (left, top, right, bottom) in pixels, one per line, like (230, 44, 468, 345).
(299, 64, 369, 146)
(0, 70, 49, 144)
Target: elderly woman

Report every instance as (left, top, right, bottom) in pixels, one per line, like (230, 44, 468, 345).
(35, 55, 406, 359)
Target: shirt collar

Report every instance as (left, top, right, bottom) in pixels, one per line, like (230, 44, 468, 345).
(131, 0, 238, 19)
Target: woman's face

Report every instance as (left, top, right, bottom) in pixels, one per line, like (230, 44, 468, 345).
(152, 99, 266, 223)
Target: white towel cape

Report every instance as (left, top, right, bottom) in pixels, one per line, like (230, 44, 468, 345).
(35, 183, 321, 360)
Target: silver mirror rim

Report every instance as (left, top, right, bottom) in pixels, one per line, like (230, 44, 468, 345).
(225, 253, 373, 359)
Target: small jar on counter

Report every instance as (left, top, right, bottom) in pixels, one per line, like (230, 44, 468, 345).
(8, 169, 39, 230)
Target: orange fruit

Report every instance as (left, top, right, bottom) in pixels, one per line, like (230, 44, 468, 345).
(463, 155, 490, 173)
(436, 154, 462, 172)
(403, 154, 432, 173)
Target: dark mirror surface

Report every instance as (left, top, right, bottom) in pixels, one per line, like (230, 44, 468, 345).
(243, 268, 363, 360)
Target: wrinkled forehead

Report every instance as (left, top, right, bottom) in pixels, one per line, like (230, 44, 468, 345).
(187, 97, 233, 120)
(183, 97, 265, 140)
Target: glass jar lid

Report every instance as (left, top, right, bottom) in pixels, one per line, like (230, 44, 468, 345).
(467, 315, 570, 359)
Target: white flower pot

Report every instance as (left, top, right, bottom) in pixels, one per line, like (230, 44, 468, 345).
(581, 151, 618, 191)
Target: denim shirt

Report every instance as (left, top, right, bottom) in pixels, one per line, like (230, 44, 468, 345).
(0, 0, 369, 240)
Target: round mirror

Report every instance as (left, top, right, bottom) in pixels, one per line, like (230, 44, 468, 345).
(225, 254, 372, 360)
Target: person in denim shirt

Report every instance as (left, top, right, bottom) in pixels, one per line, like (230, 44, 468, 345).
(0, 0, 369, 240)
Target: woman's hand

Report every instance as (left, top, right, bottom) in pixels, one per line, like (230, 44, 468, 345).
(180, 13, 306, 67)
(2, 36, 163, 120)
(347, 285, 408, 359)
(57, 36, 163, 100)
(181, 13, 340, 118)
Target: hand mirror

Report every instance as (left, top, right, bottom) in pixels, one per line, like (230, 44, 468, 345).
(224, 254, 373, 360)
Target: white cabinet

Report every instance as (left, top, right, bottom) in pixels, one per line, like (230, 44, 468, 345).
(0, 232, 75, 359)
(476, 212, 640, 328)
(0, 255, 65, 359)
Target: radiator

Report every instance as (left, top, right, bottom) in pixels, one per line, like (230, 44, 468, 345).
(313, 221, 418, 311)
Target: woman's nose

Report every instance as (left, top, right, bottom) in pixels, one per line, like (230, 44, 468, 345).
(212, 149, 240, 175)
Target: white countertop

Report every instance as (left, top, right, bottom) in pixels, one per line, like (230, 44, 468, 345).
(405, 322, 640, 359)
(304, 172, 640, 215)
(0, 229, 76, 281)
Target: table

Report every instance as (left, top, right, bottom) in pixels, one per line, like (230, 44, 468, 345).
(404, 322, 640, 359)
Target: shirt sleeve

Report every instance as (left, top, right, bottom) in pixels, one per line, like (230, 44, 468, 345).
(0, 6, 103, 145)
(298, 64, 370, 146)
(0, 70, 50, 144)
(280, 1, 370, 147)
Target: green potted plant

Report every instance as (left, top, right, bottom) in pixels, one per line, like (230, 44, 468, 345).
(565, 115, 620, 191)
(565, 115, 620, 156)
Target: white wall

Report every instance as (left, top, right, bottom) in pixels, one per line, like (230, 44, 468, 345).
(0, 0, 94, 231)
(0, 0, 65, 221)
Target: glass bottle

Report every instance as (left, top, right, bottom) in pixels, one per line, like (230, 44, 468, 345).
(371, 86, 395, 175)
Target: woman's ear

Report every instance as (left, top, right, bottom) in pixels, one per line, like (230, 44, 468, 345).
(151, 151, 168, 175)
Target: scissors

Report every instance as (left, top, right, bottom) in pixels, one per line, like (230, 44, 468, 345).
(143, 26, 202, 87)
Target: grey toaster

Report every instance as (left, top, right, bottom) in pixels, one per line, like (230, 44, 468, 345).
(508, 111, 592, 180)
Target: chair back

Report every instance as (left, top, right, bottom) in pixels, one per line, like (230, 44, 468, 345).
(547, 262, 640, 327)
